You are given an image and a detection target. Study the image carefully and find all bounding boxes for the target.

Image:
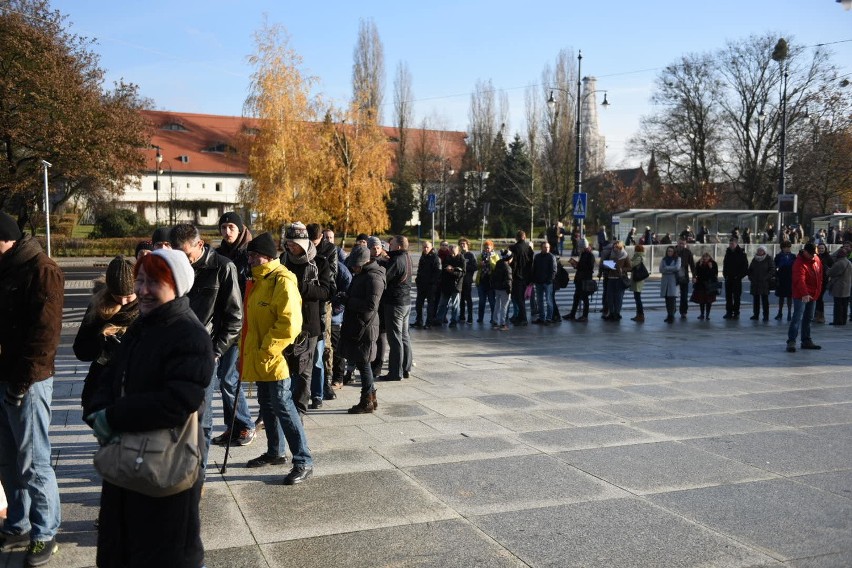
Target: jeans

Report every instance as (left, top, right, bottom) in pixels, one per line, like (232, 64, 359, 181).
(535, 282, 554, 321)
(725, 277, 743, 315)
(310, 339, 325, 401)
(494, 290, 510, 325)
(384, 303, 412, 379)
(787, 299, 816, 343)
(201, 360, 219, 477)
(356, 360, 375, 397)
(460, 280, 474, 321)
(287, 335, 319, 415)
(477, 282, 495, 322)
(330, 323, 345, 380)
(606, 278, 626, 316)
(437, 291, 460, 325)
(217, 344, 253, 433)
(679, 281, 690, 315)
(0, 379, 60, 540)
(256, 379, 312, 466)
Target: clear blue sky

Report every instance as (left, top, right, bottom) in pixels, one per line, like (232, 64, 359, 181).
(51, 0, 851, 168)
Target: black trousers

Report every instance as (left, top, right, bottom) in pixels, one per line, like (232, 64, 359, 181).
(570, 286, 590, 317)
(679, 281, 690, 315)
(460, 280, 474, 321)
(833, 297, 849, 325)
(511, 279, 528, 322)
(725, 278, 743, 315)
(753, 294, 769, 317)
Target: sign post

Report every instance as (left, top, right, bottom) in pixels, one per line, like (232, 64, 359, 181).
(427, 193, 437, 243)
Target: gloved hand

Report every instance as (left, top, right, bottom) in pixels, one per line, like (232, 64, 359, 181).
(4, 385, 27, 407)
(85, 410, 116, 445)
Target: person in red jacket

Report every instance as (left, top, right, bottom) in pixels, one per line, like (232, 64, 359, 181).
(786, 242, 823, 352)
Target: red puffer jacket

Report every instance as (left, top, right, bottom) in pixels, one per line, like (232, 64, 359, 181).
(791, 252, 822, 299)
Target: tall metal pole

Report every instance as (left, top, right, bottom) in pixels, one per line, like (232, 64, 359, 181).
(41, 160, 52, 257)
(777, 64, 788, 243)
(154, 146, 162, 226)
(575, 51, 584, 240)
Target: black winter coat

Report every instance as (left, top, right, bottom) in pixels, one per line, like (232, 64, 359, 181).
(87, 296, 213, 568)
(341, 262, 385, 364)
(73, 283, 140, 412)
(283, 252, 332, 338)
(187, 245, 242, 358)
(492, 259, 512, 292)
(532, 252, 557, 284)
(439, 254, 465, 294)
(315, 239, 339, 297)
(509, 240, 534, 282)
(416, 251, 441, 290)
(722, 246, 749, 280)
(381, 249, 413, 306)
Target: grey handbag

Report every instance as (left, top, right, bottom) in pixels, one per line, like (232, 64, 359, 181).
(94, 410, 201, 498)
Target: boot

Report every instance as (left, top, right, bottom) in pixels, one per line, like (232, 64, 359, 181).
(787, 306, 792, 322)
(814, 311, 825, 324)
(630, 314, 644, 322)
(774, 307, 783, 320)
(370, 389, 378, 410)
(347, 393, 374, 414)
(323, 381, 337, 400)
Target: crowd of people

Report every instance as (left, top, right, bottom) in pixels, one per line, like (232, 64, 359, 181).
(1, 206, 850, 567)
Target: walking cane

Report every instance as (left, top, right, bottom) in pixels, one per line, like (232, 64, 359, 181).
(219, 377, 243, 475)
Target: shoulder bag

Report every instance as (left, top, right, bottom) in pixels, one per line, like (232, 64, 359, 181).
(93, 372, 202, 497)
(632, 262, 650, 282)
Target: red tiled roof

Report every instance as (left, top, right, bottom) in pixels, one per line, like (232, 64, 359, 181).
(141, 110, 468, 180)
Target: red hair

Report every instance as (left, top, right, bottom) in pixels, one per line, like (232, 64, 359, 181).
(134, 253, 177, 294)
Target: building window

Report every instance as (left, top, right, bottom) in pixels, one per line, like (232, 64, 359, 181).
(153, 180, 159, 191)
(215, 182, 222, 192)
(202, 183, 206, 189)
(161, 122, 188, 131)
(186, 183, 190, 189)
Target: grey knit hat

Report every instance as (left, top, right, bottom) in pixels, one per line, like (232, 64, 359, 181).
(151, 249, 195, 297)
(347, 245, 371, 268)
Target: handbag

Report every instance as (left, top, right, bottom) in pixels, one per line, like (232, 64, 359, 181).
(768, 276, 777, 291)
(581, 279, 598, 293)
(632, 262, 650, 282)
(94, 407, 201, 497)
(524, 283, 533, 300)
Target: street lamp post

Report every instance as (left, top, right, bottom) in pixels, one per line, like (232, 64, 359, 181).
(772, 39, 789, 243)
(442, 163, 454, 238)
(153, 145, 163, 225)
(547, 51, 609, 240)
(160, 160, 174, 224)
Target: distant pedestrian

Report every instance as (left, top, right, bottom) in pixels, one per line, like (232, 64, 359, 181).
(722, 237, 748, 319)
(492, 250, 513, 330)
(774, 241, 796, 321)
(827, 248, 851, 326)
(786, 243, 823, 352)
(691, 252, 719, 320)
(659, 245, 681, 323)
(747, 246, 775, 321)
(629, 244, 647, 322)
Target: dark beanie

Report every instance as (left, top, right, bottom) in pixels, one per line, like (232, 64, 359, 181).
(105, 255, 135, 297)
(0, 211, 22, 241)
(135, 241, 154, 257)
(803, 242, 817, 255)
(346, 245, 371, 268)
(219, 212, 244, 232)
(151, 227, 171, 244)
(247, 232, 278, 258)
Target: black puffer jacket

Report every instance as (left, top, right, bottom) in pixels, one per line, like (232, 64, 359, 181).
(492, 259, 512, 292)
(341, 262, 385, 364)
(187, 245, 242, 358)
(315, 239, 339, 297)
(0, 235, 64, 389)
(416, 251, 441, 290)
(439, 254, 465, 294)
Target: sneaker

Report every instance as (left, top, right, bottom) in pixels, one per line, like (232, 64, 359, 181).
(801, 341, 822, 350)
(246, 453, 288, 468)
(283, 465, 313, 485)
(323, 388, 337, 400)
(235, 428, 256, 446)
(0, 532, 30, 552)
(25, 538, 58, 567)
(309, 398, 323, 409)
(786, 340, 796, 353)
(499, 324, 509, 331)
(212, 430, 232, 446)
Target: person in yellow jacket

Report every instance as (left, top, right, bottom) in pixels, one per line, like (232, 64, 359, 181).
(240, 232, 313, 485)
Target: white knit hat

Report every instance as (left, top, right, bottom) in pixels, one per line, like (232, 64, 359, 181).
(151, 249, 195, 297)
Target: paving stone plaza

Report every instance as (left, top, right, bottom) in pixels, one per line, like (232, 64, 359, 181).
(33, 265, 852, 568)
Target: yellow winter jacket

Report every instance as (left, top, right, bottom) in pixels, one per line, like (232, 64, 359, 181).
(240, 259, 303, 382)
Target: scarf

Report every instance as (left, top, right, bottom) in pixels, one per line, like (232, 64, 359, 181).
(663, 255, 678, 266)
(285, 241, 319, 285)
(218, 228, 253, 260)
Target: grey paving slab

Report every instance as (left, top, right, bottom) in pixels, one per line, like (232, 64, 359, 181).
(537, 406, 622, 426)
(472, 498, 779, 568)
(618, 383, 693, 399)
(633, 413, 783, 440)
(784, 552, 852, 567)
(417, 396, 503, 417)
(685, 430, 852, 476)
(200, 486, 256, 550)
(260, 518, 525, 568)
(373, 434, 536, 468)
(232, 469, 457, 543)
(790, 470, 852, 501)
(407, 454, 627, 515)
(736, 404, 852, 428)
(474, 393, 539, 410)
(795, 386, 852, 404)
(358, 419, 445, 444)
(527, 389, 592, 406)
(419, 415, 515, 436)
(204, 545, 269, 568)
(595, 400, 680, 420)
(651, 479, 852, 561)
(558, 441, 777, 495)
(517, 424, 661, 452)
(482, 410, 572, 433)
(706, 391, 833, 411)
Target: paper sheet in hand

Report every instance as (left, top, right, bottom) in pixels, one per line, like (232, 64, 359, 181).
(602, 260, 616, 270)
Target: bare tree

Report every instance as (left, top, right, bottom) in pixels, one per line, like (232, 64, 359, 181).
(392, 61, 413, 174)
(352, 18, 385, 123)
(629, 52, 723, 208)
(540, 50, 578, 223)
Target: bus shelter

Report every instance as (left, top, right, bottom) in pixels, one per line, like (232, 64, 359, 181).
(611, 209, 779, 244)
